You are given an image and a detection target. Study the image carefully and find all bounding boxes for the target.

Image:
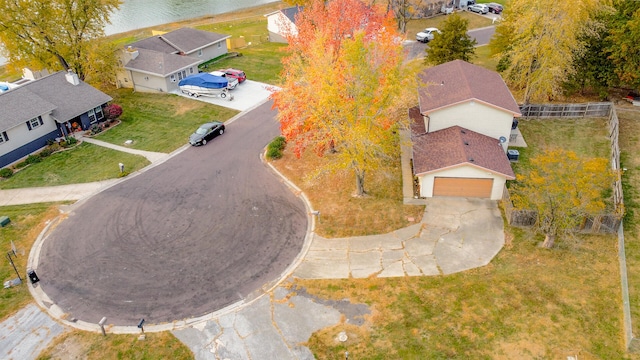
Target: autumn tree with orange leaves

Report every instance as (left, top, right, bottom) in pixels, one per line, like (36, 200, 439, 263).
(271, 0, 416, 197)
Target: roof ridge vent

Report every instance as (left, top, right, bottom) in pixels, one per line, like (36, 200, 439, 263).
(469, 158, 474, 162)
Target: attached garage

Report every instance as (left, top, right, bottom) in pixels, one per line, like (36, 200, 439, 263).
(433, 177, 493, 198)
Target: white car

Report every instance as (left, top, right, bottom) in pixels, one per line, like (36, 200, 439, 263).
(416, 27, 441, 43)
(468, 4, 489, 14)
(209, 71, 239, 90)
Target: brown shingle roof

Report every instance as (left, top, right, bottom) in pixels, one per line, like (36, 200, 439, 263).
(412, 125, 515, 179)
(418, 60, 521, 116)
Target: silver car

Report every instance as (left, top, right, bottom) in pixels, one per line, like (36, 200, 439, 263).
(468, 4, 489, 14)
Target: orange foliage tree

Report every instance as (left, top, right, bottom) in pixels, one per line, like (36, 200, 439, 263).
(510, 149, 617, 248)
(271, 0, 416, 197)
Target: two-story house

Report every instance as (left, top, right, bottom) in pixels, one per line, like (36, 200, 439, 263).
(411, 60, 522, 200)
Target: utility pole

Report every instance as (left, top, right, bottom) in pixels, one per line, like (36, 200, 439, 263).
(6, 252, 22, 282)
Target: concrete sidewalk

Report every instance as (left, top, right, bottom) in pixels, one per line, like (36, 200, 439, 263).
(0, 136, 175, 206)
(80, 136, 169, 164)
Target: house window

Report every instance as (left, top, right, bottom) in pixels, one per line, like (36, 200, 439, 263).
(178, 72, 183, 81)
(170, 74, 176, 82)
(88, 107, 104, 124)
(0, 131, 8, 144)
(198, 49, 203, 57)
(189, 67, 194, 74)
(26, 116, 43, 131)
(94, 106, 104, 121)
(217, 42, 221, 48)
(182, 70, 187, 78)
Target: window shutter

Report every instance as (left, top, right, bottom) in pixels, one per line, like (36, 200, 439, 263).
(26, 121, 32, 130)
(38, 117, 43, 125)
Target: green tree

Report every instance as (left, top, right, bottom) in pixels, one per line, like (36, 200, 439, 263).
(425, 13, 476, 65)
(511, 149, 617, 248)
(0, 0, 121, 81)
(606, 0, 640, 91)
(490, 0, 606, 103)
(271, 0, 416, 197)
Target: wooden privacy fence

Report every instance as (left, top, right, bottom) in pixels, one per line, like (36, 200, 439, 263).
(505, 102, 639, 351)
(502, 186, 622, 233)
(519, 102, 612, 118)
(503, 101, 622, 234)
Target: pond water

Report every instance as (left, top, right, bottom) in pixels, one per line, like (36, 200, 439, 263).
(0, 0, 280, 66)
(105, 0, 279, 34)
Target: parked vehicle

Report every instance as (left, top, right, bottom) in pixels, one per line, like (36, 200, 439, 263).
(209, 71, 238, 90)
(220, 68, 247, 83)
(179, 73, 233, 100)
(189, 121, 225, 146)
(416, 27, 441, 43)
(468, 4, 489, 14)
(487, 3, 503, 14)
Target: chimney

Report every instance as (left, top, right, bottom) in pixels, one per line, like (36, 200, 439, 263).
(65, 70, 80, 85)
(126, 46, 139, 60)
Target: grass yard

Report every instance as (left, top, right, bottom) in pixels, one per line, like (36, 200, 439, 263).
(0, 143, 150, 189)
(300, 229, 626, 359)
(96, 89, 238, 153)
(617, 107, 640, 337)
(407, 11, 494, 41)
(271, 142, 425, 238)
(197, 42, 287, 85)
(0, 203, 64, 322)
(37, 330, 193, 360)
(510, 117, 611, 174)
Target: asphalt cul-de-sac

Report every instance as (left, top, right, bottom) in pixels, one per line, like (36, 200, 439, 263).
(37, 101, 308, 325)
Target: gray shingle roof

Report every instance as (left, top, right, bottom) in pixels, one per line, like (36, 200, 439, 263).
(129, 28, 230, 55)
(124, 48, 201, 76)
(0, 71, 112, 131)
(418, 60, 521, 116)
(282, 6, 303, 23)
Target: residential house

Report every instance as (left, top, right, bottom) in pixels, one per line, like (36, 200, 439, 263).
(411, 60, 521, 200)
(0, 70, 112, 168)
(117, 28, 231, 93)
(265, 6, 302, 43)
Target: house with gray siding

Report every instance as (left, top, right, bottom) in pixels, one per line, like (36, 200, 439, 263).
(118, 28, 231, 93)
(0, 71, 112, 168)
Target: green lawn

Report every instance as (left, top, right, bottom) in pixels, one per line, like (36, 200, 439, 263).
(198, 42, 287, 85)
(96, 89, 239, 153)
(0, 143, 149, 189)
(407, 11, 494, 41)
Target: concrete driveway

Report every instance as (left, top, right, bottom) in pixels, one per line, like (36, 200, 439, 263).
(173, 80, 275, 112)
(294, 197, 505, 279)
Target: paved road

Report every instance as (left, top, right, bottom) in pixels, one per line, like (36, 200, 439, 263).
(405, 25, 496, 60)
(36, 101, 308, 326)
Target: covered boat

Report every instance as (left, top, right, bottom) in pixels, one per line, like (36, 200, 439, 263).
(178, 73, 232, 99)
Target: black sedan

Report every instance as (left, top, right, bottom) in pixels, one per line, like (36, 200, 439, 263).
(189, 121, 225, 146)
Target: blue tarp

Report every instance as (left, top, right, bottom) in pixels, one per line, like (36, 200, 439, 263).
(178, 73, 227, 89)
